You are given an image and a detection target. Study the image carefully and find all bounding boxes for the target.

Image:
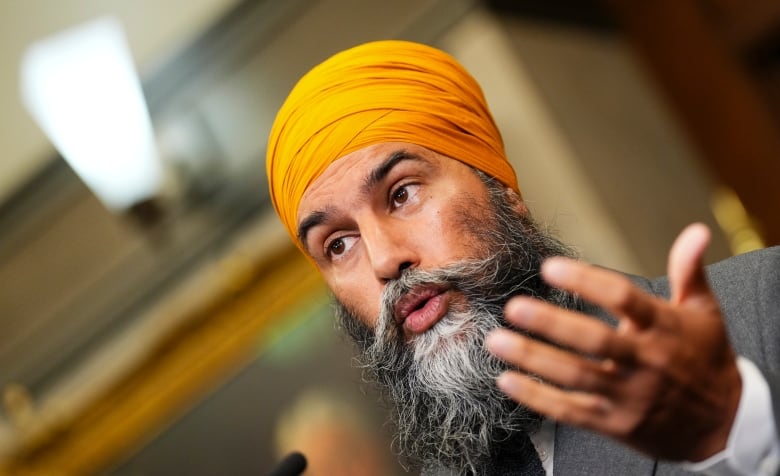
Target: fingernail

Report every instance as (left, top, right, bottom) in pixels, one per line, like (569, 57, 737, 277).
(542, 258, 568, 281)
(496, 372, 520, 394)
(506, 298, 533, 327)
(485, 329, 513, 355)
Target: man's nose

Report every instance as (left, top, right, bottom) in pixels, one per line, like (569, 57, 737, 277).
(362, 220, 418, 282)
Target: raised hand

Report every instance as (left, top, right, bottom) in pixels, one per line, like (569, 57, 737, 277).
(486, 223, 742, 461)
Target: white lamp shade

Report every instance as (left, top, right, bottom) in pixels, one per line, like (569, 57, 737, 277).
(20, 16, 162, 211)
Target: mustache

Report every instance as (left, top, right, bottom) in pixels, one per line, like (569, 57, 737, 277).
(337, 223, 565, 357)
(357, 247, 552, 384)
(378, 250, 548, 325)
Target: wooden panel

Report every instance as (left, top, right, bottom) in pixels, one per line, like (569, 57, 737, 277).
(604, 0, 780, 245)
(705, 0, 780, 52)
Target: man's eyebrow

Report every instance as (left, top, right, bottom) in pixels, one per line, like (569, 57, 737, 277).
(362, 149, 421, 195)
(297, 209, 328, 254)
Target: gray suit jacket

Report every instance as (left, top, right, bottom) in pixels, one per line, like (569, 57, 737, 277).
(553, 246, 780, 475)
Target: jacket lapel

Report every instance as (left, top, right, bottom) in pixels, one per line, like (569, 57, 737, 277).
(554, 423, 656, 475)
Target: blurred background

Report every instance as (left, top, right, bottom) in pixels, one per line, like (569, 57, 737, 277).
(1, 0, 778, 474)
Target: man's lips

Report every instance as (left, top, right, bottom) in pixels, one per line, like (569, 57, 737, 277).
(394, 285, 450, 334)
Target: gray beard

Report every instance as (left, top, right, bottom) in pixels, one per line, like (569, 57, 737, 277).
(334, 174, 578, 473)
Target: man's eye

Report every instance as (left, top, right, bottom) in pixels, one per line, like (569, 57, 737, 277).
(391, 184, 419, 209)
(393, 186, 409, 205)
(328, 238, 346, 256)
(325, 235, 356, 260)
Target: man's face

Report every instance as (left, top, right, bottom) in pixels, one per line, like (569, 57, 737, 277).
(297, 141, 498, 334)
(296, 142, 574, 472)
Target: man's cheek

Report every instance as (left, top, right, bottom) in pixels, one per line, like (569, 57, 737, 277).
(335, 294, 378, 329)
(333, 279, 384, 324)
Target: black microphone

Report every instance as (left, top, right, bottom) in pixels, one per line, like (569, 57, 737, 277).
(268, 451, 307, 476)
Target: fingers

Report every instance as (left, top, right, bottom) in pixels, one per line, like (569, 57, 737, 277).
(494, 371, 612, 430)
(503, 297, 636, 363)
(541, 257, 659, 329)
(667, 223, 712, 306)
(486, 328, 624, 392)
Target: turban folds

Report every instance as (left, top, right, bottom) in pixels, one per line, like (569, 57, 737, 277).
(266, 40, 518, 243)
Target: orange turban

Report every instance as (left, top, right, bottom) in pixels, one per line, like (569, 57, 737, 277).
(266, 40, 519, 244)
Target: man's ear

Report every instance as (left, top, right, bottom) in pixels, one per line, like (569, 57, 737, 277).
(502, 186, 528, 216)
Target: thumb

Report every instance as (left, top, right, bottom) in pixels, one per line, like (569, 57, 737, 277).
(668, 223, 713, 306)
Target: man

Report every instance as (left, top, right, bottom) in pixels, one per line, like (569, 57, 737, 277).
(266, 40, 780, 475)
